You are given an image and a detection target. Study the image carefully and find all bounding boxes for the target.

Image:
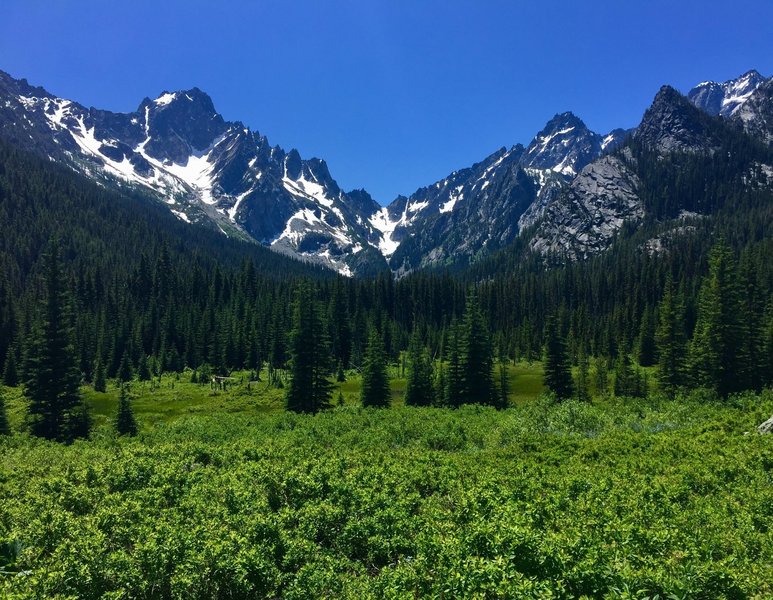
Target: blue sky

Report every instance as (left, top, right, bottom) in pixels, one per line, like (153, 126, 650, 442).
(2, 1, 771, 204)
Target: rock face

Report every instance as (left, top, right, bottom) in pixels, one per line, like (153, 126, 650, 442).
(528, 154, 642, 258)
(688, 70, 767, 117)
(733, 78, 773, 147)
(635, 86, 725, 153)
(758, 415, 773, 434)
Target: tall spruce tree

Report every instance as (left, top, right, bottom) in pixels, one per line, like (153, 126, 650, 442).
(360, 328, 390, 408)
(689, 241, 749, 396)
(2, 347, 18, 387)
(446, 322, 465, 408)
(575, 346, 591, 402)
(404, 330, 433, 406)
(637, 307, 657, 367)
(461, 294, 495, 405)
(25, 241, 88, 442)
(285, 282, 333, 413)
(115, 384, 138, 436)
(543, 315, 574, 399)
(655, 275, 687, 398)
(93, 357, 107, 393)
(0, 391, 9, 435)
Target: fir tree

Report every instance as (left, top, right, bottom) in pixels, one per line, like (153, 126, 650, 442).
(137, 354, 151, 381)
(115, 384, 138, 436)
(496, 356, 510, 409)
(575, 346, 591, 402)
(285, 282, 333, 413)
(404, 330, 434, 407)
(117, 351, 134, 383)
(25, 241, 88, 442)
(446, 323, 465, 408)
(593, 357, 609, 396)
(360, 328, 390, 408)
(0, 391, 9, 435)
(689, 241, 749, 396)
(655, 276, 687, 398)
(613, 353, 635, 397)
(93, 357, 107, 393)
(2, 347, 18, 387)
(543, 315, 574, 400)
(461, 294, 495, 405)
(637, 307, 657, 367)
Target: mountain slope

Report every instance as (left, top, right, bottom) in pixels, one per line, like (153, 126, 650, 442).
(687, 70, 766, 117)
(0, 70, 387, 276)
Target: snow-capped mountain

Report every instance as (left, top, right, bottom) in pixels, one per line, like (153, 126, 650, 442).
(688, 70, 766, 118)
(1, 67, 769, 276)
(0, 70, 387, 276)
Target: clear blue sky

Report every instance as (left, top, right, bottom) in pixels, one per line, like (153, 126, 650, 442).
(1, 1, 771, 204)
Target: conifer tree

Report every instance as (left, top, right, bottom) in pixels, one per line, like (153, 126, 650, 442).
(575, 346, 591, 402)
(360, 328, 390, 408)
(689, 241, 749, 396)
(496, 355, 510, 409)
(2, 347, 18, 387)
(25, 241, 88, 442)
(117, 351, 134, 383)
(93, 357, 107, 392)
(446, 323, 465, 408)
(637, 307, 657, 367)
(285, 282, 333, 413)
(404, 330, 433, 406)
(543, 315, 574, 399)
(594, 357, 608, 396)
(115, 384, 137, 436)
(655, 276, 687, 398)
(0, 391, 9, 435)
(461, 294, 495, 405)
(137, 354, 151, 382)
(613, 353, 635, 397)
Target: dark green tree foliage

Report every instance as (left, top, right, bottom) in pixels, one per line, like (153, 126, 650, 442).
(114, 384, 137, 437)
(93, 358, 107, 393)
(24, 242, 88, 442)
(137, 354, 151, 382)
(2, 348, 18, 387)
(497, 357, 510, 409)
(360, 328, 390, 408)
(594, 357, 608, 396)
(404, 331, 434, 407)
(543, 316, 574, 400)
(0, 391, 9, 435)
(655, 276, 687, 398)
(285, 283, 333, 414)
(689, 240, 749, 396)
(117, 351, 134, 383)
(575, 347, 591, 402)
(461, 294, 495, 406)
(446, 323, 465, 408)
(637, 307, 657, 367)
(613, 353, 646, 398)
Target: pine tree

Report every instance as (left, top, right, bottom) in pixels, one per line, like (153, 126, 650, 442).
(115, 384, 137, 436)
(117, 351, 134, 383)
(613, 353, 635, 397)
(0, 391, 9, 435)
(543, 315, 574, 400)
(404, 330, 433, 406)
(446, 322, 465, 408)
(496, 356, 510, 409)
(637, 307, 657, 367)
(655, 276, 687, 398)
(593, 357, 608, 396)
(285, 282, 333, 413)
(461, 294, 495, 405)
(689, 241, 749, 396)
(25, 241, 88, 442)
(137, 354, 151, 381)
(360, 328, 390, 408)
(2, 347, 18, 387)
(575, 346, 591, 402)
(93, 357, 107, 392)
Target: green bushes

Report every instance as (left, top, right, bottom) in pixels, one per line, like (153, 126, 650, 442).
(0, 390, 771, 598)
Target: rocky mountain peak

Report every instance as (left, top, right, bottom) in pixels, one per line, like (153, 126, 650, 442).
(519, 111, 601, 176)
(688, 69, 767, 117)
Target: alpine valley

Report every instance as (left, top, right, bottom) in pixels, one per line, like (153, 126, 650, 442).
(2, 68, 770, 276)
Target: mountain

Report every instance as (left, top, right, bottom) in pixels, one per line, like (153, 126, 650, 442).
(0, 70, 387, 276)
(523, 83, 773, 259)
(733, 77, 773, 146)
(376, 112, 628, 273)
(687, 70, 766, 117)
